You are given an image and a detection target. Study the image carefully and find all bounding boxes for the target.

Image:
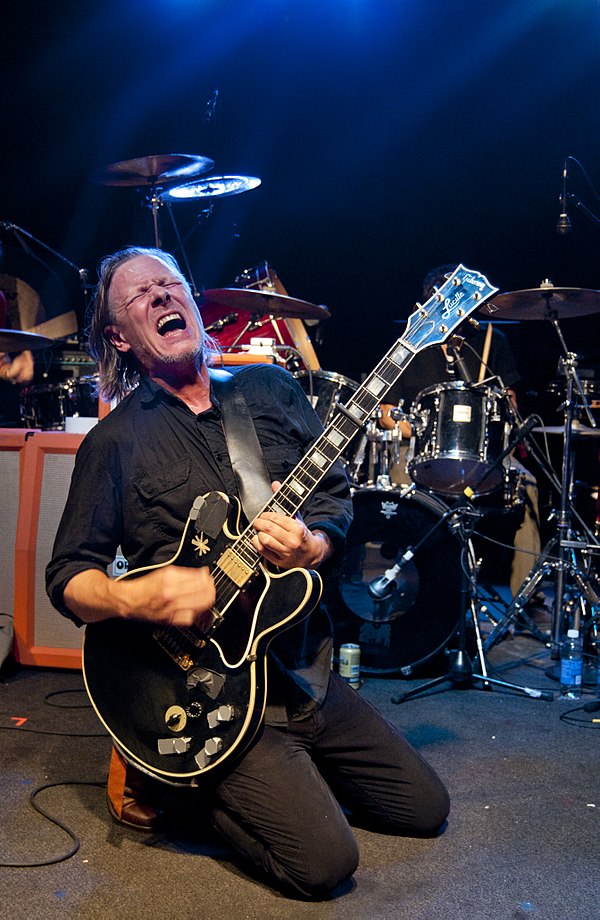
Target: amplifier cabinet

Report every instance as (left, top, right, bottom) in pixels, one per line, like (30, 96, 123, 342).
(13, 432, 85, 669)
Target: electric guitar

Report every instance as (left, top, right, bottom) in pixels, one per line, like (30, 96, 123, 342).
(83, 264, 498, 785)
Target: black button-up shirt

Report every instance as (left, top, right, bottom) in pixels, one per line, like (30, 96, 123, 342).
(46, 363, 353, 720)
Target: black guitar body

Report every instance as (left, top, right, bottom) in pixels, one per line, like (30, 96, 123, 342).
(83, 496, 322, 785)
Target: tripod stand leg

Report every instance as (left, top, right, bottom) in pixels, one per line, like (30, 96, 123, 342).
(391, 674, 455, 704)
(471, 673, 554, 701)
(482, 558, 552, 652)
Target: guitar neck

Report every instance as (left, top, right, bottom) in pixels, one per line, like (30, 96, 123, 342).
(239, 263, 498, 537)
(264, 338, 415, 522)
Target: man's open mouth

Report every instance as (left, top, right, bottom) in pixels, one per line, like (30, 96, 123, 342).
(157, 312, 186, 335)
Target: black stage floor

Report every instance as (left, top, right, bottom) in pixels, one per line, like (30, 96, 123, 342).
(1, 616, 599, 920)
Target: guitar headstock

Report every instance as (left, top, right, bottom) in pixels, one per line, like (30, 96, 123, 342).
(402, 265, 498, 351)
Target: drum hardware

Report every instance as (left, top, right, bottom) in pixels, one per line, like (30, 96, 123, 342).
(391, 418, 555, 704)
(479, 303, 600, 659)
(0, 222, 89, 339)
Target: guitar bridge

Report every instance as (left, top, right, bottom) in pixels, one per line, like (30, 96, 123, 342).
(153, 628, 206, 672)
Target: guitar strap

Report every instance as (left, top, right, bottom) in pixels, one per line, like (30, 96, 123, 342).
(210, 368, 274, 522)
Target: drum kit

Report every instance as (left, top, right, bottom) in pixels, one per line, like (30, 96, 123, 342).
(157, 257, 597, 682)
(2, 152, 599, 686)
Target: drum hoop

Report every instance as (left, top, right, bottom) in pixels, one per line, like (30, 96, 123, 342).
(351, 484, 450, 517)
(293, 369, 359, 390)
(413, 380, 502, 403)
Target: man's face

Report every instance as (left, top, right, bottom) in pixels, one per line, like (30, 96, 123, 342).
(105, 254, 204, 377)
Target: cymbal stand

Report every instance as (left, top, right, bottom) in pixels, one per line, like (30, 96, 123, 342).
(483, 322, 600, 656)
(392, 418, 555, 704)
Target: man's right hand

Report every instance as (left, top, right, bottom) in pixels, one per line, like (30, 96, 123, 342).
(63, 565, 216, 628)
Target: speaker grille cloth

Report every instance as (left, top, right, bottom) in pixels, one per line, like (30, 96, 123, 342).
(34, 452, 82, 649)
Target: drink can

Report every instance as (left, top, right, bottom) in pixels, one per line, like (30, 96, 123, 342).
(339, 643, 361, 688)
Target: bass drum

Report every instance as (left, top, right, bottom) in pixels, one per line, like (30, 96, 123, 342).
(324, 488, 464, 675)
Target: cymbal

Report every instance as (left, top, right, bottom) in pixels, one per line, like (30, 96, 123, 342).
(480, 285, 600, 320)
(162, 175, 261, 201)
(200, 288, 331, 321)
(93, 153, 215, 187)
(532, 421, 600, 438)
(0, 328, 55, 351)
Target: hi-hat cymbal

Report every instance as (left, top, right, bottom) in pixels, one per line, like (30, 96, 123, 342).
(200, 288, 331, 321)
(532, 420, 600, 438)
(162, 175, 261, 201)
(480, 284, 600, 320)
(93, 154, 215, 187)
(0, 329, 55, 351)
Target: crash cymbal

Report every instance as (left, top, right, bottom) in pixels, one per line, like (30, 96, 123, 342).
(200, 288, 331, 321)
(162, 175, 261, 201)
(93, 153, 215, 187)
(532, 420, 600, 438)
(480, 283, 600, 320)
(0, 329, 55, 351)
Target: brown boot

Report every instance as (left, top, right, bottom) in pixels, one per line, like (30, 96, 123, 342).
(106, 745, 166, 832)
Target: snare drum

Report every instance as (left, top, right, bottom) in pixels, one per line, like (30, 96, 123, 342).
(408, 382, 513, 496)
(324, 488, 465, 675)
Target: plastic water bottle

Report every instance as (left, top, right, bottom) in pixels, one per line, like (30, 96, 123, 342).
(559, 628, 583, 700)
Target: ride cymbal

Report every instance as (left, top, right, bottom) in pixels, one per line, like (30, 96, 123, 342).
(162, 175, 261, 201)
(480, 283, 600, 320)
(93, 154, 215, 187)
(0, 329, 55, 351)
(200, 288, 331, 321)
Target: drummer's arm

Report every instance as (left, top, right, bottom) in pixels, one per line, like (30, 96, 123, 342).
(379, 402, 413, 437)
(0, 350, 34, 384)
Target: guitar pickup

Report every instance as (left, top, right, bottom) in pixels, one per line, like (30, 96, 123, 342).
(216, 547, 254, 587)
(157, 737, 191, 755)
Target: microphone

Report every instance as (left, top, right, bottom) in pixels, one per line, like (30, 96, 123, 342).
(515, 416, 538, 442)
(557, 159, 572, 235)
(368, 548, 414, 599)
(446, 339, 473, 384)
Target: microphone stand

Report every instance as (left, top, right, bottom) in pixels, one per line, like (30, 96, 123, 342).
(391, 415, 555, 705)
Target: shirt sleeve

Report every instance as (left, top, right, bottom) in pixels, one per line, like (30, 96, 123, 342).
(45, 425, 125, 624)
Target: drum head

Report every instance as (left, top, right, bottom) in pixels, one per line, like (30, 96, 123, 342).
(293, 370, 359, 428)
(324, 488, 464, 675)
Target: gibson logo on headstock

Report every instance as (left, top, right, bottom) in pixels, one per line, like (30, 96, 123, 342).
(462, 273, 487, 291)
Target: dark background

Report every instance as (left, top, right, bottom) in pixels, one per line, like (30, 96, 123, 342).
(2, 0, 600, 406)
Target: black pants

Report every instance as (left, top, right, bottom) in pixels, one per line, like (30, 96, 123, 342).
(211, 672, 450, 899)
